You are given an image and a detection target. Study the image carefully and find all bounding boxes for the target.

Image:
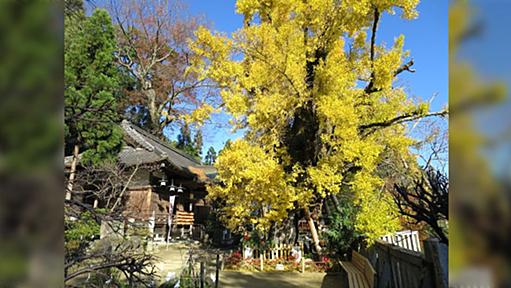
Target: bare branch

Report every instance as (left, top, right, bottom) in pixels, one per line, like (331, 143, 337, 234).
(394, 59, 416, 76)
(393, 169, 449, 244)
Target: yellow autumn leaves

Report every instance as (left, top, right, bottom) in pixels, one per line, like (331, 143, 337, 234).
(207, 140, 301, 233)
(195, 0, 426, 240)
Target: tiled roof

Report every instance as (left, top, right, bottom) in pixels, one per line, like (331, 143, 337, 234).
(118, 145, 165, 166)
(120, 120, 217, 181)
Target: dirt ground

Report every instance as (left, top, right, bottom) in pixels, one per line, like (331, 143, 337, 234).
(152, 242, 343, 287)
(219, 271, 343, 288)
(152, 241, 224, 285)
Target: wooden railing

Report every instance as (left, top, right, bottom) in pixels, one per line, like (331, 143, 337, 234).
(242, 243, 302, 260)
(380, 230, 421, 252)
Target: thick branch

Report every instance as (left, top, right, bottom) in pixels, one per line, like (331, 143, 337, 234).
(395, 59, 416, 76)
(370, 8, 380, 63)
(365, 59, 416, 94)
(359, 110, 448, 135)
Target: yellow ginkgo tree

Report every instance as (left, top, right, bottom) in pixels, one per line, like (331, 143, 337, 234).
(192, 0, 447, 253)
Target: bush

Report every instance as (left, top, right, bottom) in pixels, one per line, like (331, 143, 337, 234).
(224, 250, 243, 269)
(322, 197, 360, 259)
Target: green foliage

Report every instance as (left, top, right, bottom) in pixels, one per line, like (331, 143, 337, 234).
(242, 230, 274, 251)
(176, 123, 203, 160)
(64, 8, 123, 165)
(64, 0, 84, 17)
(322, 197, 360, 258)
(0, 0, 62, 172)
(65, 211, 100, 260)
(204, 146, 217, 165)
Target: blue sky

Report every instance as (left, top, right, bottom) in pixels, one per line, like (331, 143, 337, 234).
(90, 0, 448, 160)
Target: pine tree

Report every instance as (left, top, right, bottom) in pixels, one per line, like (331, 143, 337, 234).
(65, 8, 123, 167)
(176, 123, 193, 151)
(175, 123, 202, 161)
(204, 146, 217, 165)
(194, 129, 203, 158)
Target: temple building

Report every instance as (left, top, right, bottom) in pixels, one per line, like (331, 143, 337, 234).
(65, 120, 218, 242)
(118, 120, 217, 241)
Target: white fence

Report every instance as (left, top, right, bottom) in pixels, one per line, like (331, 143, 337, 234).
(242, 243, 302, 260)
(380, 230, 421, 252)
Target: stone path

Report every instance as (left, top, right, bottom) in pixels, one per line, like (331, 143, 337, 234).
(219, 271, 343, 288)
(153, 242, 193, 275)
(152, 241, 224, 285)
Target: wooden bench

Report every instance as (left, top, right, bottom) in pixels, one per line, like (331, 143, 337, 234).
(339, 251, 376, 288)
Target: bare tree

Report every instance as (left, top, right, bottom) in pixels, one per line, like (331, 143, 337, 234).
(65, 162, 156, 287)
(110, 0, 214, 135)
(393, 168, 448, 244)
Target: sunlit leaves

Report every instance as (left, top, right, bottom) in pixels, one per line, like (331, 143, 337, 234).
(197, 0, 426, 241)
(207, 140, 298, 233)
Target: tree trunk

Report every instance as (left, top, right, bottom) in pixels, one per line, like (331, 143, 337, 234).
(66, 144, 79, 201)
(304, 207, 322, 254)
(143, 82, 160, 134)
(329, 194, 342, 214)
(430, 221, 449, 245)
(293, 213, 300, 244)
(323, 198, 331, 221)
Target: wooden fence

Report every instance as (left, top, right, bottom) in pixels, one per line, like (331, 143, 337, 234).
(360, 239, 447, 288)
(242, 243, 297, 260)
(380, 230, 421, 252)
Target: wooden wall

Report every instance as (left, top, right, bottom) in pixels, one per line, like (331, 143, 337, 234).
(361, 240, 435, 288)
(124, 185, 153, 219)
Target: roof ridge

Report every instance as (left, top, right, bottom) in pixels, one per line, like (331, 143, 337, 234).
(121, 120, 155, 152)
(121, 120, 201, 165)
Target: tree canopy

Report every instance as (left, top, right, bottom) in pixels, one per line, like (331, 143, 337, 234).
(64, 8, 123, 165)
(110, 0, 214, 136)
(193, 0, 446, 242)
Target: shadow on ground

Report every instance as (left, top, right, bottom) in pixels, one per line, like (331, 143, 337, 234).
(219, 271, 343, 288)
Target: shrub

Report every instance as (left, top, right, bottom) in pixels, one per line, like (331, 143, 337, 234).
(224, 251, 243, 269)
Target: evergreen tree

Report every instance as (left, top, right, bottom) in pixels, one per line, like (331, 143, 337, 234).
(64, 0, 84, 17)
(65, 8, 123, 166)
(204, 146, 217, 165)
(194, 129, 203, 158)
(176, 123, 193, 151)
(175, 123, 202, 160)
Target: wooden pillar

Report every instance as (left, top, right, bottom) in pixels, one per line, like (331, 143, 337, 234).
(424, 238, 448, 288)
(65, 144, 79, 201)
(304, 207, 322, 254)
(200, 261, 205, 288)
(260, 252, 264, 271)
(215, 254, 220, 288)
